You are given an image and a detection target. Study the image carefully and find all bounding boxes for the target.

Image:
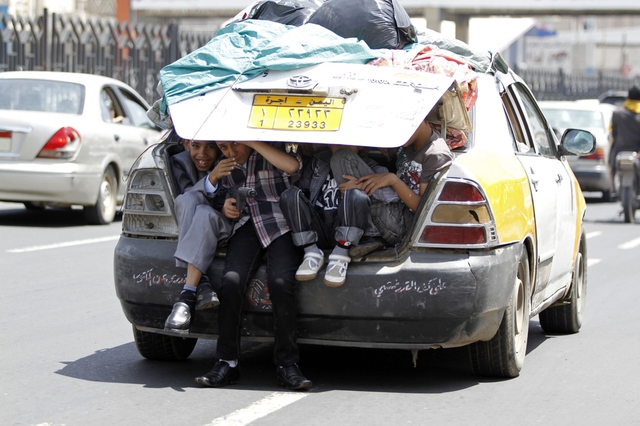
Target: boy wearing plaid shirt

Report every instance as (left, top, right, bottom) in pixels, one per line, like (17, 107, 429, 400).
(195, 141, 312, 391)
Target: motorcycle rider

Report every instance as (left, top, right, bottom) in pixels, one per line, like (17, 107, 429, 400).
(609, 86, 640, 179)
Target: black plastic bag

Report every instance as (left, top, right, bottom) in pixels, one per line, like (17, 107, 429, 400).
(242, 0, 326, 26)
(307, 0, 417, 49)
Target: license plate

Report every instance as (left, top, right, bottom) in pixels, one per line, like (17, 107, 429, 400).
(248, 95, 344, 131)
(0, 131, 11, 152)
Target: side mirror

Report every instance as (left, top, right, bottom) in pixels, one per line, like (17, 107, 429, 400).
(559, 128, 596, 156)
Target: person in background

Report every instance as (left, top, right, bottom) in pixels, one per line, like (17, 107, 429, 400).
(609, 86, 640, 178)
(195, 141, 313, 391)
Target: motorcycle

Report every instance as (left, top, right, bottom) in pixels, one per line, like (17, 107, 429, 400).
(615, 151, 640, 223)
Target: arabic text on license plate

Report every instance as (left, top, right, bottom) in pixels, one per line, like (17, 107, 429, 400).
(0, 131, 11, 152)
(248, 95, 344, 131)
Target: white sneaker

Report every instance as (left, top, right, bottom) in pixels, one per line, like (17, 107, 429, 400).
(323, 254, 351, 287)
(295, 251, 325, 281)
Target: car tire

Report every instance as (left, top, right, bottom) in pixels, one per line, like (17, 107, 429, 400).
(539, 233, 587, 334)
(469, 248, 531, 378)
(132, 326, 197, 361)
(84, 166, 117, 225)
(23, 202, 45, 211)
(621, 186, 637, 223)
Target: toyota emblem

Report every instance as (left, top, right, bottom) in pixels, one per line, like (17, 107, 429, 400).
(287, 75, 314, 89)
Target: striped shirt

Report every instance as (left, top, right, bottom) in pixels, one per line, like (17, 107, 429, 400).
(222, 148, 302, 248)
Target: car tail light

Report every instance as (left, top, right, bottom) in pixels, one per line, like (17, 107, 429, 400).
(122, 169, 178, 237)
(581, 147, 605, 161)
(37, 127, 81, 159)
(416, 179, 497, 248)
(0, 131, 10, 151)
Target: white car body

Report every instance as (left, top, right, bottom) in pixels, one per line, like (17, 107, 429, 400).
(0, 71, 161, 223)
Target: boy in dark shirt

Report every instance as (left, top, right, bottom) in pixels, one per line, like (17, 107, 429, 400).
(164, 139, 234, 332)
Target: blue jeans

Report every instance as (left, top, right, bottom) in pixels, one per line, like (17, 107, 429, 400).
(215, 223, 302, 367)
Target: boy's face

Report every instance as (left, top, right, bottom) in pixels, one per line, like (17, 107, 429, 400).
(186, 140, 218, 172)
(216, 141, 252, 165)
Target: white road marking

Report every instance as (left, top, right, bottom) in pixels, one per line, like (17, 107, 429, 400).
(618, 236, 640, 250)
(585, 231, 602, 239)
(7, 235, 120, 253)
(204, 392, 308, 426)
(587, 259, 601, 267)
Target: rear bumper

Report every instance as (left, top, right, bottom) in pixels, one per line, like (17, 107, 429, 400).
(0, 162, 101, 205)
(114, 235, 522, 349)
(569, 163, 611, 192)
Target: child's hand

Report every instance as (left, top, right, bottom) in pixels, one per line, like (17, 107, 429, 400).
(339, 175, 361, 193)
(356, 173, 398, 196)
(223, 197, 240, 219)
(209, 158, 236, 185)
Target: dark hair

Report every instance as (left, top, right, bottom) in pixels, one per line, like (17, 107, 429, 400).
(628, 86, 640, 101)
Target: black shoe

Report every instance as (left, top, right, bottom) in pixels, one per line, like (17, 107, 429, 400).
(276, 364, 312, 390)
(164, 301, 192, 331)
(195, 361, 240, 387)
(196, 281, 220, 311)
(349, 237, 385, 258)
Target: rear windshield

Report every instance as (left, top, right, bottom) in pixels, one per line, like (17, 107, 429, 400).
(541, 108, 604, 134)
(0, 79, 85, 114)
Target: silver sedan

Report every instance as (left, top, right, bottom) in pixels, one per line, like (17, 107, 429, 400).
(0, 71, 162, 224)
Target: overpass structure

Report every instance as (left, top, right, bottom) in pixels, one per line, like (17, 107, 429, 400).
(131, 0, 640, 43)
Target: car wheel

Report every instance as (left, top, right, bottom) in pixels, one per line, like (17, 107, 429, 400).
(23, 202, 45, 211)
(539, 232, 587, 334)
(621, 186, 637, 223)
(132, 326, 197, 361)
(84, 166, 117, 225)
(469, 248, 531, 378)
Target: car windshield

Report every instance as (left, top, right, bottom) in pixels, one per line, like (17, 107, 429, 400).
(0, 79, 85, 114)
(542, 108, 604, 134)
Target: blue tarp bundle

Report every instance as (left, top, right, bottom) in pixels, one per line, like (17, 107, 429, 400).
(158, 20, 380, 111)
(149, 18, 492, 128)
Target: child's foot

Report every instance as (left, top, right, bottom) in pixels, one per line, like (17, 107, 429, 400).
(164, 301, 192, 332)
(295, 251, 325, 281)
(323, 254, 350, 287)
(196, 281, 220, 310)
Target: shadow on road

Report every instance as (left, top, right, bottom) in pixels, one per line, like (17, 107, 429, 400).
(55, 320, 551, 394)
(0, 204, 122, 227)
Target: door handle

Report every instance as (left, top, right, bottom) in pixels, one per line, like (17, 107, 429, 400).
(114, 134, 120, 142)
(555, 174, 563, 184)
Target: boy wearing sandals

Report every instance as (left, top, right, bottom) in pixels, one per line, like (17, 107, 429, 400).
(279, 145, 400, 287)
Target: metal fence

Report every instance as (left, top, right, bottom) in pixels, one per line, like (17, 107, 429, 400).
(517, 67, 640, 101)
(0, 9, 214, 104)
(2, 10, 639, 105)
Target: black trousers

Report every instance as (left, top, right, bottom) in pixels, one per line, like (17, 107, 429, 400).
(215, 222, 302, 367)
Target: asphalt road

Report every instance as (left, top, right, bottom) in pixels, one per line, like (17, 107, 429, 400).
(1, 199, 639, 426)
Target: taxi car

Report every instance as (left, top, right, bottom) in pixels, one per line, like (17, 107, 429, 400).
(113, 20, 594, 378)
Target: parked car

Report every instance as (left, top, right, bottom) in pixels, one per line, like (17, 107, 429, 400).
(540, 99, 616, 200)
(113, 22, 595, 378)
(0, 71, 161, 224)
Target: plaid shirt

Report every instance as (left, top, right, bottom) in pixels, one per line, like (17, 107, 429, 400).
(222, 148, 302, 248)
